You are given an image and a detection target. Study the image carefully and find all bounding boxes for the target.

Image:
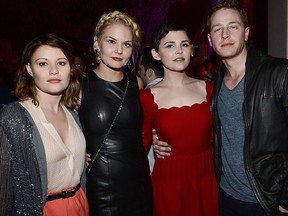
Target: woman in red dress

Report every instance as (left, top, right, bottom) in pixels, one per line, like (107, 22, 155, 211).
(140, 23, 218, 216)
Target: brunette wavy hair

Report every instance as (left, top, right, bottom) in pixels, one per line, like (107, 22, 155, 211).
(14, 33, 80, 110)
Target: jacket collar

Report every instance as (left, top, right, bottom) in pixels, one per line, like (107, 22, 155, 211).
(244, 46, 268, 95)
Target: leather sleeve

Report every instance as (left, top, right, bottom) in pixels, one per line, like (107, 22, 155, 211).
(282, 66, 288, 122)
(279, 64, 288, 210)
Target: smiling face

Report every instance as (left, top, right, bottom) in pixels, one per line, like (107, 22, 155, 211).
(25, 45, 71, 97)
(208, 8, 249, 60)
(94, 23, 133, 71)
(152, 30, 191, 73)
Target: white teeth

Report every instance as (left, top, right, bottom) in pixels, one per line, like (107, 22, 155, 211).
(175, 58, 184, 61)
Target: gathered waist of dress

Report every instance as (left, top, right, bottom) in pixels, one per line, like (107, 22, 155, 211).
(152, 146, 215, 180)
(157, 145, 213, 160)
(163, 142, 213, 157)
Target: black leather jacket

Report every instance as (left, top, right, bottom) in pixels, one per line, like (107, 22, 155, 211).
(211, 47, 288, 216)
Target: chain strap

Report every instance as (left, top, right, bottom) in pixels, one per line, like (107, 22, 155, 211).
(87, 72, 130, 176)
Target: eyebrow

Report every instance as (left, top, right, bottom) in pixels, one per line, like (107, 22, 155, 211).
(34, 57, 67, 61)
(163, 40, 190, 45)
(35, 58, 48, 61)
(163, 41, 175, 45)
(106, 36, 132, 43)
(211, 21, 242, 28)
(181, 40, 190, 43)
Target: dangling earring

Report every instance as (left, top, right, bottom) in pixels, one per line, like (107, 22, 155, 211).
(94, 48, 101, 64)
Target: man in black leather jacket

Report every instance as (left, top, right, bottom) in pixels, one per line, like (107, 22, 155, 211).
(207, 0, 288, 215)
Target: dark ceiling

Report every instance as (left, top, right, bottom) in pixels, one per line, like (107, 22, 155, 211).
(1, 0, 210, 53)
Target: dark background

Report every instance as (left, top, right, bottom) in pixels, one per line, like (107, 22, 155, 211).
(0, 0, 267, 73)
(1, 0, 210, 51)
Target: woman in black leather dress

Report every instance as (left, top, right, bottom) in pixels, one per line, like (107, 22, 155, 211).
(78, 11, 153, 216)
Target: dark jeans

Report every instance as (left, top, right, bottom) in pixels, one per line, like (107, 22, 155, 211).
(219, 188, 288, 216)
(219, 188, 266, 216)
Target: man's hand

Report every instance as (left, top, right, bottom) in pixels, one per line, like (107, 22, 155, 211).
(86, 153, 91, 167)
(279, 205, 288, 213)
(152, 129, 171, 159)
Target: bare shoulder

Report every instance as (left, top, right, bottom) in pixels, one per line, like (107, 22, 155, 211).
(149, 81, 167, 95)
(187, 77, 206, 88)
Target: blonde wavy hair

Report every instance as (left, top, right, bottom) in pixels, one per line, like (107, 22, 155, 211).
(94, 10, 141, 66)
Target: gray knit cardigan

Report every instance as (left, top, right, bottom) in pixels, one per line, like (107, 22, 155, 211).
(0, 102, 86, 216)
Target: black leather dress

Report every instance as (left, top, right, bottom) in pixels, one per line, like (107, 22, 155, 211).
(78, 70, 153, 216)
